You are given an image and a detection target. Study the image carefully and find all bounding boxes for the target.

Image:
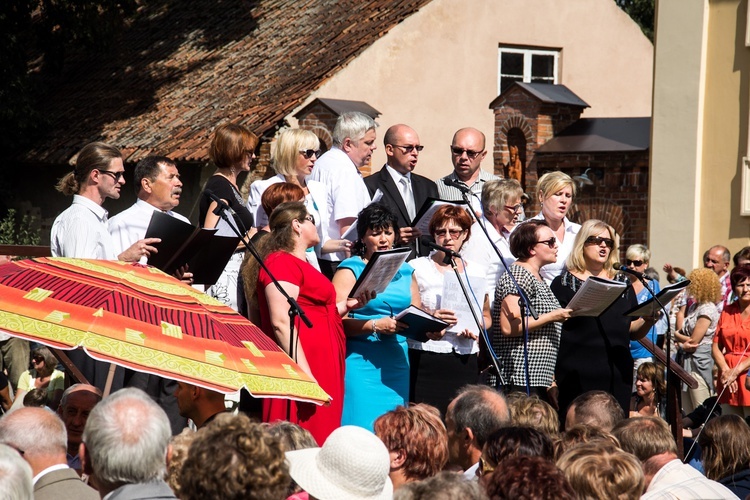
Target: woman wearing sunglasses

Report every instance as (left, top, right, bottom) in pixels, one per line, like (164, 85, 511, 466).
(493, 219, 572, 402)
(550, 220, 657, 424)
(248, 128, 351, 267)
(624, 244, 665, 380)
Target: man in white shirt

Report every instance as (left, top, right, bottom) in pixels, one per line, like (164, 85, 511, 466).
(51, 142, 159, 262)
(108, 155, 191, 435)
(613, 416, 737, 499)
(704, 245, 732, 311)
(109, 155, 189, 257)
(0, 406, 98, 500)
(436, 128, 500, 216)
(50, 142, 160, 392)
(308, 112, 376, 278)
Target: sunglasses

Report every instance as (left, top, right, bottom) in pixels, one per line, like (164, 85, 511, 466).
(450, 147, 484, 159)
(584, 236, 615, 249)
(536, 237, 557, 248)
(626, 259, 645, 267)
(392, 144, 424, 153)
(32, 356, 44, 363)
(299, 149, 322, 159)
(434, 228, 464, 239)
(98, 169, 125, 182)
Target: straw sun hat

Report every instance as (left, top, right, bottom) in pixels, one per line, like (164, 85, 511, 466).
(285, 425, 393, 500)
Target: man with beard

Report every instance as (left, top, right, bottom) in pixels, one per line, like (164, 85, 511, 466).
(108, 155, 192, 435)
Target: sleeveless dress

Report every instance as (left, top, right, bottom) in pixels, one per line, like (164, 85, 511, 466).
(257, 251, 346, 445)
(337, 256, 414, 431)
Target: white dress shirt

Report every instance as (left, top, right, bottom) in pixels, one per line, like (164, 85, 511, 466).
(51, 195, 119, 259)
(460, 216, 516, 308)
(108, 199, 190, 261)
(308, 147, 371, 262)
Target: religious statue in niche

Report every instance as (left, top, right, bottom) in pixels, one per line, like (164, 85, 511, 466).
(506, 145, 523, 183)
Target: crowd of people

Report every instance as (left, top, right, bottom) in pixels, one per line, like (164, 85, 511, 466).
(0, 110, 747, 498)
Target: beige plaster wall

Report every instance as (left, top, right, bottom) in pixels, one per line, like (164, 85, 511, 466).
(650, 0, 750, 274)
(649, 0, 707, 272)
(699, 0, 750, 256)
(288, 0, 653, 182)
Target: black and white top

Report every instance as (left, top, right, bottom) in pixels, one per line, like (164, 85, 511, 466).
(493, 263, 562, 387)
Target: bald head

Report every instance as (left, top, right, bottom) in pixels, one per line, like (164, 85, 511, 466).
(0, 407, 67, 474)
(384, 124, 421, 175)
(174, 382, 226, 429)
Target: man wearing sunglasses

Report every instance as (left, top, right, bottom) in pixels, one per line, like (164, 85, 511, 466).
(436, 127, 500, 216)
(51, 142, 159, 263)
(364, 124, 438, 258)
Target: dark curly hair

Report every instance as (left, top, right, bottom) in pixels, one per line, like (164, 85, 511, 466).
(179, 414, 290, 500)
(352, 203, 401, 257)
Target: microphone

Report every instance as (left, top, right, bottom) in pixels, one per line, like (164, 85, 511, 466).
(615, 263, 644, 279)
(443, 178, 472, 194)
(205, 190, 235, 216)
(420, 237, 461, 258)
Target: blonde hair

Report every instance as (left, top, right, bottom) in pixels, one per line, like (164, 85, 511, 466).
(687, 267, 722, 304)
(557, 442, 645, 500)
(508, 394, 560, 437)
(537, 171, 576, 202)
(271, 129, 320, 177)
(566, 219, 620, 276)
(626, 244, 651, 263)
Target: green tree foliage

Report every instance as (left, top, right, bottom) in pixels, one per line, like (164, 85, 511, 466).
(0, 0, 138, 156)
(0, 209, 41, 246)
(616, 0, 655, 42)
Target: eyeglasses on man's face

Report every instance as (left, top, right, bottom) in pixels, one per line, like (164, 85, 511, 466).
(450, 147, 483, 159)
(392, 144, 424, 154)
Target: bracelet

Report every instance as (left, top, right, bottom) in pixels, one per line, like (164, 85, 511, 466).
(372, 318, 378, 334)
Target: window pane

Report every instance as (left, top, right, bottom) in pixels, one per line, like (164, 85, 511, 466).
(501, 76, 523, 93)
(531, 54, 554, 79)
(501, 52, 524, 77)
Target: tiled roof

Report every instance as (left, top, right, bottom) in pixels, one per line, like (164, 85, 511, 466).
(23, 0, 433, 165)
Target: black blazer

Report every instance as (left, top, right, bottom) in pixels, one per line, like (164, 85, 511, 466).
(364, 165, 439, 258)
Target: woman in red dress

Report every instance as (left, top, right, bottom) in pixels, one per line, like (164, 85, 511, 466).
(713, 265, 750, 418)
(244, 201, 368, 444)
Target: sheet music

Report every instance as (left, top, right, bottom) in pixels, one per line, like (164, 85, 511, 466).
(567, 276, 628, 317)
(348, 247, 410, 297)
(412, 199, 467, 234)
(442, 272, 487, 348)
(625, 279, 690, 317)
(341, 189, 384, 242)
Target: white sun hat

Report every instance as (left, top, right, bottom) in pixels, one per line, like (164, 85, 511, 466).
(285, 425, 393, 500)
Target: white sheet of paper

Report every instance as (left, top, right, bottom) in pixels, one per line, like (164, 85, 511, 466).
(442, 272, 487, 336)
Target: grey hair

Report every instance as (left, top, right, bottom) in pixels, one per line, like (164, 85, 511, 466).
(0, 407, 67, 456)
(82, 388, 171, 489)
(332, 111, 378, 147)
(394, 471, 487, 500)
(0, 443, 33, 500)
(448, 385, 510, 448)
(481, 178, 524, 214)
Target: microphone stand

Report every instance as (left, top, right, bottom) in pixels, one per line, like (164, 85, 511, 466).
(209, 197, 312, 420)
(451, 184, 538, 392)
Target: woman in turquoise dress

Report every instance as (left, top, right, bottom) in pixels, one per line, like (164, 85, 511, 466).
(332, 203, 421, 431)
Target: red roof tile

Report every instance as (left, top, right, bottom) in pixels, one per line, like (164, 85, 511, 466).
(23, 0, 433, 165)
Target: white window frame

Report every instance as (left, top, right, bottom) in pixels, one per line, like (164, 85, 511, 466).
(497, 47, 560, 95)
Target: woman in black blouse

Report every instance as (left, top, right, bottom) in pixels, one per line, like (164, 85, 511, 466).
(200, 123, 258, 310)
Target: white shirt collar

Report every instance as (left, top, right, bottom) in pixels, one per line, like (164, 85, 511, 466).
(385, 164, 411, 184)
(33, 463, 70, 485)
(72, 194, 108, 221)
